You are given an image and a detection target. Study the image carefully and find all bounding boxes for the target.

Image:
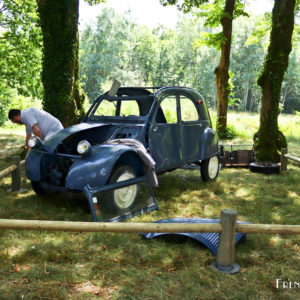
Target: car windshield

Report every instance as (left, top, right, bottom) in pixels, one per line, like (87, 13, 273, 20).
(95, 99, 139, 116)
(88, 95, 154, 122)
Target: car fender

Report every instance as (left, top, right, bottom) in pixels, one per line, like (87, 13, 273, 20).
(25, 149, 43, 182)
(200, 127, 218, 160)
(65, 144, 143, 190)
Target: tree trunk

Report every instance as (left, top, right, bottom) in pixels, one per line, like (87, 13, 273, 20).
(243, 78, 249, 111)
(36, 0, 85, 127)
(215, 0, 235, 137)
(254, 0, 295, 162)
(281, 80, 290, 110)
(249, 91, 254, 112)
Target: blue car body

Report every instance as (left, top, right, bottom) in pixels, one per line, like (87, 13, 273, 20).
(25, 86, 219, 192)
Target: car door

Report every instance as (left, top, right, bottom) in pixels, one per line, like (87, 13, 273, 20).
(180, 93, 203, 162)
(149, 93, 182, 172)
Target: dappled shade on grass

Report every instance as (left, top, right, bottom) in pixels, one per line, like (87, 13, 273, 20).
(0, 115, 300, 299)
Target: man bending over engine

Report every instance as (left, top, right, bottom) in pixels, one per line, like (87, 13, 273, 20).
(8, 108, 64, 151)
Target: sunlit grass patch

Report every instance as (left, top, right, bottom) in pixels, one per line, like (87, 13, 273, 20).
(0, 114, 299, 298)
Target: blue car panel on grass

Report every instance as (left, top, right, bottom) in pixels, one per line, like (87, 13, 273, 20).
(141, 218, 249, 255)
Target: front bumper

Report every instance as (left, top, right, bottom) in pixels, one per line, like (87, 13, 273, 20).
(26, 149, 80, 189)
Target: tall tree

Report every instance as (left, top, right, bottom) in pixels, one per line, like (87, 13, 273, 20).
(36, 0, 84, 126)
(254, 0, 296, 162)
(36, 0, 104, 126)
(214, 0, 235, 136)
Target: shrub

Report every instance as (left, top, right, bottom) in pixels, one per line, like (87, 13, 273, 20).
(0, 90, 42, 126)
(217, 124, 238, 140)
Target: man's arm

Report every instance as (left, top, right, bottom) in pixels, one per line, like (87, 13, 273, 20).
(32, 123, 43, 140)
(25, 133, 32, 151)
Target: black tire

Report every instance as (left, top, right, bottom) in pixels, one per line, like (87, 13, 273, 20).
(31, 181, 47, 195)
(250, 162, 280, 174)
(31, 181, 58, 196)
(200, 155, 220, 182)
(104, 165, 139, 212)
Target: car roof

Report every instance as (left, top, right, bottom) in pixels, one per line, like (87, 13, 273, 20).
(114, 86, 202, 99)
(115, 87, 158, 96)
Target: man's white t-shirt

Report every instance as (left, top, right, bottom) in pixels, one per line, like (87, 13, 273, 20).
(21, 108, 63, 140)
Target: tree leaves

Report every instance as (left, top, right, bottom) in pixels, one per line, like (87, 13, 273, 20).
(0, 0, 42, 124)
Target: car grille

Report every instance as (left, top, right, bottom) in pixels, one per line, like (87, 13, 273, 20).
(41, 154, 77, 187)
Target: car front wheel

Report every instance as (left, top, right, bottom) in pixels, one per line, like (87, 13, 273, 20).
(200, 155, 220, 182)
(31, 181, 57, 196)
(31, 181, 47, 195)
(107, 165, 139, 211)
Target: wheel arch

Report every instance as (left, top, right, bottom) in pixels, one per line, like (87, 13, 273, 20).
(66, 144, 143, 190)
(110, 151, 144, 181)
(200, 127, 219, 160)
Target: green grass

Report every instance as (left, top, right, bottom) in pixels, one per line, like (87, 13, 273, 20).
(0, 112, 299, 299)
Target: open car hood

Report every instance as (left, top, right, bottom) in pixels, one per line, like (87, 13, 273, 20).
(42, 122, 108, 153)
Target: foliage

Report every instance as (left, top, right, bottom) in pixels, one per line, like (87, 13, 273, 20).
(0, 111, 300, 298)
(217, 123, 238, 139)
(193, 0, 248, 48)
(229, 16, 266, 112)
(160, 0, 209, 12)
(84, 0, 107, 5)
(243, 13, 272, 47)
(161, 0, 247, 50)
(0, 91, 41, 127)
(0, 0, 42, 125)
(281, 48, 300, 113)
(10, 94, 42, 111)
(80, 8, 137, 99)
(79, 12, 219, 105)
(161, 0, 248, 137)
(79, 9, 300, 115)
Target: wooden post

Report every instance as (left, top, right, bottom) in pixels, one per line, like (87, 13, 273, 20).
(281, 148, 288, 171)
(210, 209, 240, 274)
(11, 156, 21, 191)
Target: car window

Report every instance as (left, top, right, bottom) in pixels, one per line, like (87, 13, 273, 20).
(94, 100, 117, 116)
(120, 101, 140, 116)
(93, 100, 140, 117)
(159, 95, 178, 123)
(180, 95, 199, 122)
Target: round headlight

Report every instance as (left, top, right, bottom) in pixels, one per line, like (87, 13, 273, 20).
(77, 140, 91, 155)
(28, 136, 42, 148)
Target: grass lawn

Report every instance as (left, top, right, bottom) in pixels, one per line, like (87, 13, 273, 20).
(0, 112, 299, 299)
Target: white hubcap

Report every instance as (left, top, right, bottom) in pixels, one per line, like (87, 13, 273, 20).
(114, 171, 137, 209)
(208, 156, 219, 179)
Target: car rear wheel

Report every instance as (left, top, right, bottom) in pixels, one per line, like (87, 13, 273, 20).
(200, 155, 220, 182)
(107, 165, 139, 211)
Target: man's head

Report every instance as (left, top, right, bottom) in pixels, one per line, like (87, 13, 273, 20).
(8, 109, 22, 124)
